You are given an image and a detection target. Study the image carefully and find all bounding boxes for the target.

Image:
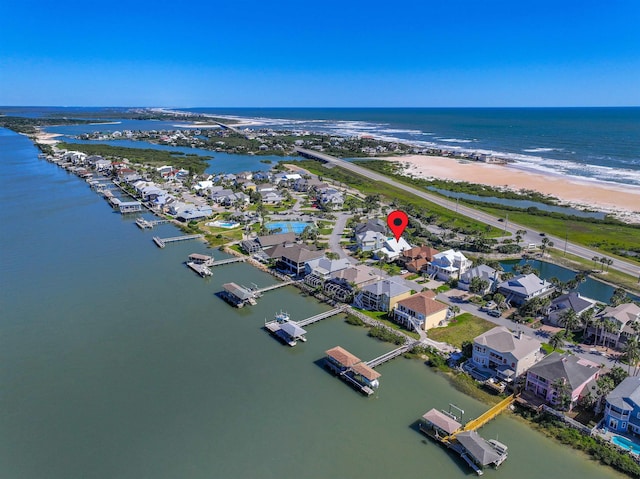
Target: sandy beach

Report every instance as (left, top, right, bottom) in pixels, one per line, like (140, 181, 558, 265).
(34, 132, 63, 145)
(385, 154, 640, 223)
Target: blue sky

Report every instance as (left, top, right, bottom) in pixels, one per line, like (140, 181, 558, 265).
(1, 0, 638, 107)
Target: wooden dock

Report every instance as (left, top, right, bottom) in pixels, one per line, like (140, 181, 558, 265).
(366, 342, 417, 368)
(209, 257, 245, 267)
(296, 306, 347, 327)
(153, 234, 203, 248)
(252, 281, 294, 294)
(136, 217, 170, 229)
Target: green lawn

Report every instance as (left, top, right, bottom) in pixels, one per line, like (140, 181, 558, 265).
(353, 308, 420, 340)
(428, 313, 496, 348)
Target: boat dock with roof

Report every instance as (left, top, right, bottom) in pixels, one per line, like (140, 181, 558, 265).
(264, 312, 308, 346)
(418, 399, 513, 475)
(218, 282, 258, 307)
(323, 346, 381, 396)
(263, 307, 347, 346)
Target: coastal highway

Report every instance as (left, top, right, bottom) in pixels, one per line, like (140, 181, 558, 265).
(294, 147, 640, 281)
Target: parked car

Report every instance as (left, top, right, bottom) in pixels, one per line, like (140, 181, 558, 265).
(488, 309, 502, 318)
(480, 301, 497, 312)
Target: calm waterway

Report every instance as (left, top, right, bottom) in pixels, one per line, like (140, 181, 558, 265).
(0, 128, 624, 479)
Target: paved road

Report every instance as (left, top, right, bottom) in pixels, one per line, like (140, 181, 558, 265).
(295, 147, 640, 280)
(328, 212, 358, 263)
(435, 291, 627, 371)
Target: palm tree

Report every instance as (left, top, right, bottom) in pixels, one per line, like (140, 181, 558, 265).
(552, 378, 572, 411)
(581, 308, 596, 338)
(623, 335, 640, 376)
(560, 309, 581, 341)
(601, 319, 619, 348)
(606, 258, 614, 272)
(450, 305, 461, 320)
(549, 330, 566, 351)
(540, 237, 550, 256)
(493, 293, 506, 310)
(592, 256, 600, 270)
(599, 257, 607, 272)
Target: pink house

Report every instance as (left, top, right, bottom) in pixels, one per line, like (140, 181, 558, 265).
(524, 352, 600, 410)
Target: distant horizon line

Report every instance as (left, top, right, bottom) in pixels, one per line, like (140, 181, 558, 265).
(1, 105, 639, 110)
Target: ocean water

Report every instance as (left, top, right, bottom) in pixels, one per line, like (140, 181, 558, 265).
(186, 107, 640, 187)
(4, 106, 638, 186)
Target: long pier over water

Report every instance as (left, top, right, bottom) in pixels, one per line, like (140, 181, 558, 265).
(153, 234, 203, 248)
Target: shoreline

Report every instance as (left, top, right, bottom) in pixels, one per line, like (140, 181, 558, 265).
(31, 123, 640, 224)
(383, 154, 640, 223)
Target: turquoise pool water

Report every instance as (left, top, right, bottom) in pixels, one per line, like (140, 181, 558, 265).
(266, 221, 311, 234)
(612, 435, 640, 454)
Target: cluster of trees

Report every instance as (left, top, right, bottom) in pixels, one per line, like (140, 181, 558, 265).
(592, 255, 614, 272)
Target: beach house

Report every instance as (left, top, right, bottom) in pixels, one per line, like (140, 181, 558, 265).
(353, 279, 412, 313)
(400, 245, 439, 274)
(426, 249, 472, 281)
(468, 326, 543, 382)
(603, 376, 640, 434)
(524, 353, 601, 411)
(458, 265, 500, 294)
(392, 291, 449, 331)
(545, 291, 597, 327)
(587, 303, 640, 350)
(496, 273, 554, 306)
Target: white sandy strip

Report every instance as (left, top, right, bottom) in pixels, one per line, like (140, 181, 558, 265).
(382, 154, 640, 223)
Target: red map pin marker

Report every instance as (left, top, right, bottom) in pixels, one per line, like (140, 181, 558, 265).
(387, 210, 409, 241)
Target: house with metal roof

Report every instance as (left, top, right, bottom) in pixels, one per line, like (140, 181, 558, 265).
(545, 291, 597, 327)
(455, 431, 507, 469)
(353, 279, 412, 313)
(524, 352, 601, 411)
(420, 409, 462, 439)
(496, 273, 554, 306)
(604, 376, 640, 433)
(469, 326, 543, 382)
(392, 291, 449, 331)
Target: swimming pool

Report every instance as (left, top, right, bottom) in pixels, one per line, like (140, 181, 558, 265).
(206, 220, 240, 229)
(266, 221, 312, 234)
(612, 435, 640, 454)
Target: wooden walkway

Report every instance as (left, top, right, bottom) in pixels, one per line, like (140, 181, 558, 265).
(153, 234, 203, 248)
(296, 306, 347, 327)
(366, 342, 417, 368)
(210, 257, 245, 267)
(460, 394, 514, 433)
(252, 281, 294, 294)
